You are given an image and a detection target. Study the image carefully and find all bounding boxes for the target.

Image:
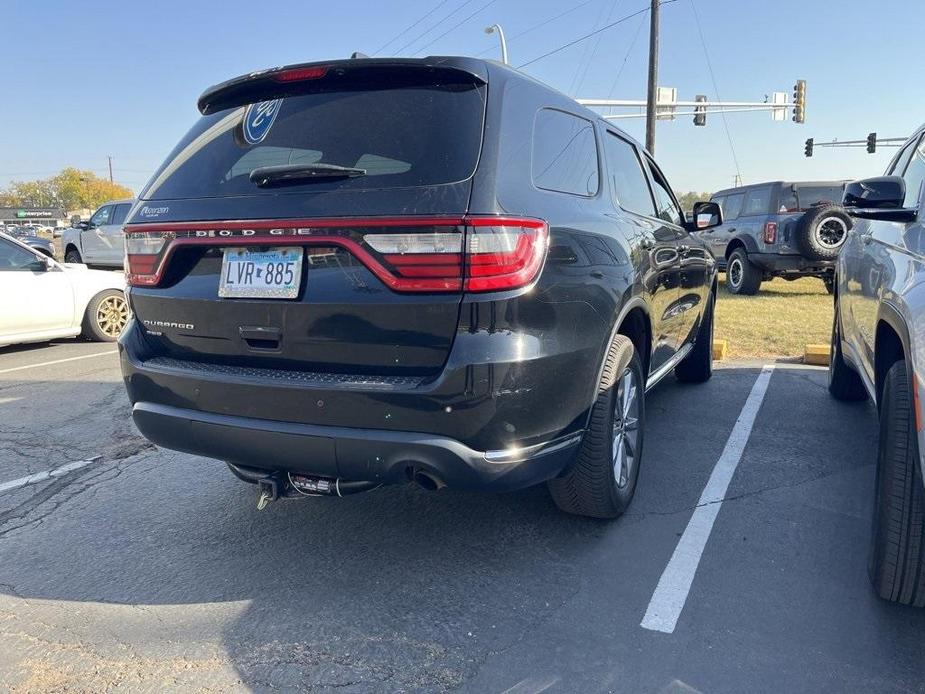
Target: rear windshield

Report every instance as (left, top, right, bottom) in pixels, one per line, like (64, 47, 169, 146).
(779, 184, 845, 212)
(140, 80, 486, 201)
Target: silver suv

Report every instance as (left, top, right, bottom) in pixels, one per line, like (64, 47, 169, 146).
(62, 198, 135, 268)
(829, 122, 925, 605)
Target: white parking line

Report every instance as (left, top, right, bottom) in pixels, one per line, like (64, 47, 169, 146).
(0, 456, 103, 494)
(0, 350, 118, 376)
(641, 365, 775, 634)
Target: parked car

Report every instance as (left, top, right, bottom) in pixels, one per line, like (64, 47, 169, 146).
(61, 198, 135, 268)
(701, 180, 849, 295)
(829, 122, 925, 605)
(2, 226, 54, 258)
(0, 232, 128, 347)
(118, 56, 720, 518)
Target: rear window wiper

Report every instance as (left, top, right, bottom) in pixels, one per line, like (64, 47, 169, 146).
(249, 163, 367, 187)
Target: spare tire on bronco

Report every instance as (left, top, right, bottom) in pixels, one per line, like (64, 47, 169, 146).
(795, 205, 852, 261)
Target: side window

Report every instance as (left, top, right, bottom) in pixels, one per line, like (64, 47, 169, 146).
(602, 131, 656, 216)
(111, 204, 131, 226)
(741, 187, 771, 217)
(0, 238, 41, 271)
(532, 109, 600, 197)
(888, 139, 916, 177)
(901, 138, 925, 208)
(723, 193, 744, 220)
(89, 206, 112, 227)
(644, 157, 683, 226)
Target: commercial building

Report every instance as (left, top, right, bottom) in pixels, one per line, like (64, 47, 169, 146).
(0, 207, 67, 227)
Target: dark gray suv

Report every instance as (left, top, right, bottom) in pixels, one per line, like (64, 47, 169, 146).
(118, 56, 721, 519)
(701, 180, 849, 294)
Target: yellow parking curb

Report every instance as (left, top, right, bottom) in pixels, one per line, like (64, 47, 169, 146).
(804, 344, 830, 366)
(712, 339, 728, 361)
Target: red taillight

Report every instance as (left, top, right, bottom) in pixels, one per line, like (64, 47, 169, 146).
(271, 66, 329, 82)
(123, 216, 548, 293)
(763, 221, 778, 244)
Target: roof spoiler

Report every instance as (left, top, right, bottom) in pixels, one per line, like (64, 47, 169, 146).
(197, 57, 488, 115)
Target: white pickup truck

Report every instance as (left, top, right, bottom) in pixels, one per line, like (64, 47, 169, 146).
(62, 198, 135, 268)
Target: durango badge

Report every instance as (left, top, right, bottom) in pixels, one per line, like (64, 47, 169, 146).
(243, 99, 282, 145)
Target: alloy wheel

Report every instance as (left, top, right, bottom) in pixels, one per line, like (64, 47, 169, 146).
(612, 367, 640, 488)
(816, 217, 848, 249)
(96, 295, 128, 338)
(728, 257, 743, 289)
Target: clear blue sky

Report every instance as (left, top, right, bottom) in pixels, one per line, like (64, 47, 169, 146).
(2, 0, 923, 195)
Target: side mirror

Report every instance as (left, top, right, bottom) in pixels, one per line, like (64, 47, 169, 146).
(78, 221, 91, 230)
(692, 201, 723, 230)
(843, 176, 916, 222)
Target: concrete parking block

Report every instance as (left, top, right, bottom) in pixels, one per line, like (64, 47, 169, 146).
(804, 343, 830, 366)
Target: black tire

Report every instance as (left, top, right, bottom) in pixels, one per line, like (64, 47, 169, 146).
(548, 335, 644, 518)
(725, 248, 762, 295)
(795, 206, 852, 261)
(675, 290, 714, 383)
(81, 290, 128, 342)
(869, 360, 925, 606)
(64, 247, 82, 264)
(828, 304, 867, 401)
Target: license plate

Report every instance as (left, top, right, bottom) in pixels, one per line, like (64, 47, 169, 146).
(219, 247, 303, 299)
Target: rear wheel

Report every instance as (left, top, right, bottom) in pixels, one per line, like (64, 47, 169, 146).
(64, 247, 82, 264)
(675, 291, 714, 383)
(869, 360, 925, 605)
(81, 290, 128, 342)
(725, 248, 762, 295)
(828, 304, 867, 402)
(548, 336, 644, 518)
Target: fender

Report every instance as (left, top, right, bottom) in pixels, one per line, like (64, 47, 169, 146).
(593, 293, 649, 396)
(725, 232, 760, 258)
(877, 300, 914, 398)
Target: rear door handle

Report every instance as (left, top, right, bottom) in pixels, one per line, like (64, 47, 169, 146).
(239, 326, 282, 350)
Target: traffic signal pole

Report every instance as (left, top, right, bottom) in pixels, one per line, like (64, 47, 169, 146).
(644, 0, 660, 154)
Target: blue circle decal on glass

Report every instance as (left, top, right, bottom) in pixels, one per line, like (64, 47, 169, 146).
(243, 99, 282, 145)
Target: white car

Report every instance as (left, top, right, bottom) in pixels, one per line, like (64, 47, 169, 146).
(61, 198, 135, 268)
(0, 232, 128, 347)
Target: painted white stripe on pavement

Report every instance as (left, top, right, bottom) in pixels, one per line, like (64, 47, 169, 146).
(0, 456, 103, 494)
(0, 350, 117, 375)
(641, 365, 775, 634)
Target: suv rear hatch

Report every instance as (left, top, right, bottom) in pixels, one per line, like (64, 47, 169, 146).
(125, 60, 543, 378)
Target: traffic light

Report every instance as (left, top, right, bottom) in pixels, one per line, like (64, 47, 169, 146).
(867, 132, 877, 154)
(804, 138, 814, 157)
(792, 79, 806, 123)
(693, 94, 707, 126)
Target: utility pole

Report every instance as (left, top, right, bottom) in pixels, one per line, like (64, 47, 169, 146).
(107, 156, 113, 184)
(644, 0, 660, 154)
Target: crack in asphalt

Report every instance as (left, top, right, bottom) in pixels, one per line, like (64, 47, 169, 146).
(626, 462, 874, 519)
(0, 443, 155, 540)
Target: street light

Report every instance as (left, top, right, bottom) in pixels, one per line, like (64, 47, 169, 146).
(484, 24, 508, 65)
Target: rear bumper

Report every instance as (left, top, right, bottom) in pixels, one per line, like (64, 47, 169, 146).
(132, 401, 579, 491)
(748, 252, 834, 274)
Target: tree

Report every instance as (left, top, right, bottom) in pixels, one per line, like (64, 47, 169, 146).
(0, 168, 133, 210)
(676, 191, 713, 212)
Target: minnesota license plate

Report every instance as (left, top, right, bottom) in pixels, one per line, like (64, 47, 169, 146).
(219, 247, 303, 299)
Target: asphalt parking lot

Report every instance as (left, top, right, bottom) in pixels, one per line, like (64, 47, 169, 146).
(1, 341, 924, 693)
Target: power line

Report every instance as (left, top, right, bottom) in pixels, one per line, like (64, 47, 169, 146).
(688, 0, 741, 183)
(516, 4, 664, 70)
(371, 0, 454, 56)
(412, 0, 503, 56)
(606, 10, 647, 98)
(474, 0, 598, 57)
(393, 0, 478, 56)
(572, 0, 624, 96)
